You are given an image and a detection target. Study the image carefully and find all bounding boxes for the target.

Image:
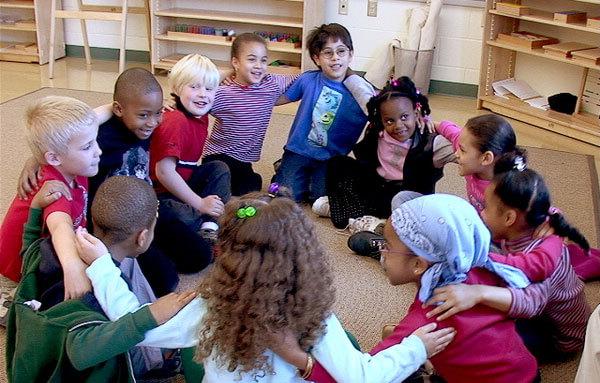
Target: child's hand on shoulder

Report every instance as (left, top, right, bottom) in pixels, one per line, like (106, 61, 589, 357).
(149, 290, 197, 325)
(30, 180, 72, 209)
(62, 261, 92, 300)
(17, 156, 42, 200)
(75, 227, 109, 265)
(197, 195, 224, 217)
(418, 115, 435, 134)
(411, 322, 456, 358)
(423, 284, 480, 321)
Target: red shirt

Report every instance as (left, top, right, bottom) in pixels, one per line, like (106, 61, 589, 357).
(150, 109, 209, 194)
(309, 268, 538, 383)
(0, 165, 88, 281)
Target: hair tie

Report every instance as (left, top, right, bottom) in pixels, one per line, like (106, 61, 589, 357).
(548, 207, 560, 216)
(416, 88, 421, 95)
(513, 156, 526, 171)
(268, 182, 280, 197)
(415, 102, 422, 111)
(390, 79, 398, 87)
(236, 206, 257, 219)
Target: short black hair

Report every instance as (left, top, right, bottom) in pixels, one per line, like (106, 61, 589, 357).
(113, 68, 162, 104)
(306, 23, 353, 66)
(91, 176, 158, 245)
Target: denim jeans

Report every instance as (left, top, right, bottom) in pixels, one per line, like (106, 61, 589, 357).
(272, 149, 327, 202)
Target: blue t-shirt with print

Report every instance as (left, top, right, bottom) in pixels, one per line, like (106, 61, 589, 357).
(284, 70, 367, 161)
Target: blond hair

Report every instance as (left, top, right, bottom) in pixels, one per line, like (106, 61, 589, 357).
(26, 96, 97, 163)
(168, 54, 220, 97)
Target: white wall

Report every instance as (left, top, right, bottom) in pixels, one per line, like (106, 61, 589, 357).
(61, 0, 484, 85)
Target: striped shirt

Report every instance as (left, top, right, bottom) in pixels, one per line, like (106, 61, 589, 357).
(507, 235, 590, 353)
(204, 73, 298, 163)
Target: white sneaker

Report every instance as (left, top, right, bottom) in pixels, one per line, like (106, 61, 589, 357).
(312, 196, 330, 217)
(348, 215, 386, 235)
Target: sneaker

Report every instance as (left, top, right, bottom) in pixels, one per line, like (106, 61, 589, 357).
(199, 228, 218, 245)
(348, 215, 386, 235)
(312, 196, 330, 217)
(347, 231, 384, 260)
(0, 288, 15, 327)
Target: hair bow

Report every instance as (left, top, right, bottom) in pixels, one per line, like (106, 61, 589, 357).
(237, 206, 257, 219)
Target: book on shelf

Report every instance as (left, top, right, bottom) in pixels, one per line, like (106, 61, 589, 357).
(553, 11, 587, 23)
(496, 32, 559, 49)
(571, 48, 600, 66)
(495, 2, 530, 16)
(543, 42, 598, 58)
(588, 16, 600, 29)
(492, 78, 549, 110)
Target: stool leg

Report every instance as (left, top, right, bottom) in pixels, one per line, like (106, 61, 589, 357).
(48, 0, 57, 79)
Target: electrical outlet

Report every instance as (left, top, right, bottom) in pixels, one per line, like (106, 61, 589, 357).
(367, 0, 378, 17)
(338, 0, 348, 15)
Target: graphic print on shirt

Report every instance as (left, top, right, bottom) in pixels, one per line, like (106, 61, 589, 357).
(72, 183, 87, 228)
(308, 86, 342, 147)
(113, 147, 152, 184)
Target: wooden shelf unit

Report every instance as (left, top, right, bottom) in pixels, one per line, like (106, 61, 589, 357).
(0, 0, 64, 64)
(478, 0, 600, 147)
(150, 0, 324, 76)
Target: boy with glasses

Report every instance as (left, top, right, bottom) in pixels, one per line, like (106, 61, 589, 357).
(273, 23, 375, 203)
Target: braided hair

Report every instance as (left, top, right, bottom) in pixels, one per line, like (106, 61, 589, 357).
(493, 152, 590, 251)
(366, 76, 430, 133)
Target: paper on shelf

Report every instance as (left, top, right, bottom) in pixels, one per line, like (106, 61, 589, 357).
(524, 96, 550, 110)
(492, 78, 540, 100)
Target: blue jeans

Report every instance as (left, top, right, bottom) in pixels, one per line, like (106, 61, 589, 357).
(273, 150, 327, 202)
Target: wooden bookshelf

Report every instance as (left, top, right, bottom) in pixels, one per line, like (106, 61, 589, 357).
(150, 0, 324, 76)
(478, 0, 600, 147)
(0, 1, 34, 9)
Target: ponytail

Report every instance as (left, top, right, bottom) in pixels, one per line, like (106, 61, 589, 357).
(548, 212, 590, 251)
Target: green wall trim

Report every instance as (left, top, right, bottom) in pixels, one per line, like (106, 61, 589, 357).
(429, 80, 478, 98)
(65, 45, 150, 63)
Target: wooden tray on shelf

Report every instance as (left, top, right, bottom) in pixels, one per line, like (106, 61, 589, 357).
(166, 31, 233, 42)
(497, 31, 559, 49)
(543, 42, 598, 58)
(572, 48, 600, 65)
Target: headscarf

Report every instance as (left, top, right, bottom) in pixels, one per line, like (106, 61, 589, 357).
(390, 193, 530, 302)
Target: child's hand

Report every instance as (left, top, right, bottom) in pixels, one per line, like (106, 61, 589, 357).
(418, 116, 435, 134)
(423, 284, 480, 321)
(163, 100, 175, 112)
(411, 323, 456, 358)
(17, 156, 42, 200)
(220, 73, 235, 86)
(75, 228, 109, 265)
(63, 261, 92, 300)
(30, 180, 72, 209)
(533, 220, 555, 239)
(149, 290, 197, 325)
(197, 195, 224, 217)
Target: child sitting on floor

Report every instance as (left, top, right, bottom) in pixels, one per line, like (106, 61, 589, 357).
(425, 153, 591, 362)
(276, 193, 539, 383)
(6, 178, 195, 381)
(83, 184, 456, 382)
(325, 76, 454, 229)
(150, 53, 231, 270)
(273, 23, 374, 203)
(203, 33, 299, 195)
(0, 96, 101, 299)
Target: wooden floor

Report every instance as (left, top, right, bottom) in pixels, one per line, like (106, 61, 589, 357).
(1, 56, 599, 192)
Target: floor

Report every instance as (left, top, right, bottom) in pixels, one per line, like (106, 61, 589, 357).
(1, 56, 598, 194)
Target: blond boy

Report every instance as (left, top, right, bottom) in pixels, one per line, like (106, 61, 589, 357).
(0, 96, 101, 299)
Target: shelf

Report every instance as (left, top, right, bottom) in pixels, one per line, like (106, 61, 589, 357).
(0, 1, 34, 9)
(0, 23, 36, 31)
(490, 9, 600, 34)
(0, 43, 37, 62)
(487, 40, 600, 70)
(479, 95, 600, 146)
(154, 8, 303, 28)
(155, 34, 302, 54)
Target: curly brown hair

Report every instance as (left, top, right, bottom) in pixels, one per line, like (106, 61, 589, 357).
(195, 190, 336, 376)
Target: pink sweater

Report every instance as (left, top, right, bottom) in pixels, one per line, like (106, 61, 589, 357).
(308, 268, 538, 383)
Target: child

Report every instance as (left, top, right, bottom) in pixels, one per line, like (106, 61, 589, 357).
(0, 96, 101, 299)
(150, 53, 231, 269)
(325, 76, 454, 229)
(575, 303, 600, 382)
(279, 194, 539, 383)
(6, 179, 196, 382)
(203, 33, 298, 195)
(425, 154, 591, 362)
(273, 23, 374, 202)
(85, 185, 456, 382)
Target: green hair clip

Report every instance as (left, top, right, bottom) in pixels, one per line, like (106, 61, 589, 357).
(236, 206, 257, 219)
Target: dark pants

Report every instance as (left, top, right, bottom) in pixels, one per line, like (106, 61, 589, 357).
(272, 149, 327, 202)
(204, 153, 261, 196)
(327, 156, 405, 229)
(515, 318, 575, 363)
(136, 245, 179, 297)
(154, 161, 231, 273)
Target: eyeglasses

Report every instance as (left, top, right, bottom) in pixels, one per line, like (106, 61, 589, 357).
(371, 239, 415, 256)
(319, 47, 350, 59)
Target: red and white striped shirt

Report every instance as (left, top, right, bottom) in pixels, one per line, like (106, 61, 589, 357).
(204, 73, 298, 163)
(506, 235, 590, 352)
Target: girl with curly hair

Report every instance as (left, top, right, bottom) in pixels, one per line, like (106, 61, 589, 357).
(77, 185, 455, 382)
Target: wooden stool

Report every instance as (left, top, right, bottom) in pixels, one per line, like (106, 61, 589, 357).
(48, 0, 150, 78)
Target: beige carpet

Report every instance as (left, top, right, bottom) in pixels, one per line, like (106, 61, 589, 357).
(1, 88, 600, 382)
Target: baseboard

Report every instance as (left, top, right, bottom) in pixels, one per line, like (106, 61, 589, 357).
(65, 46, 479, 98)
(65, 45, 150, 63)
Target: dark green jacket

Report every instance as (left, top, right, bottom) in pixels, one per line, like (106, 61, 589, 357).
(6, 208, 158, 383)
